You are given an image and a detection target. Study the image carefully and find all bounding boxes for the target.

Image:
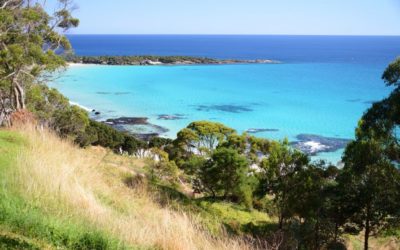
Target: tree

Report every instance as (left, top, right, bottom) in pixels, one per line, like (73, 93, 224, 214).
(341, 138, 400, 250)
(196, 147, 253, 205)
(175, 121, 235, 156)
(25, 84, 69, 123)
(382, 57, 400, 87)
(220, 133, 271, 164)
(122, 135, 146, 155)
(357, 57, 400, 162)
(88, 120, 125, 150)
(53, 105, 90, 140)
(0, 0, 78, 125)
(258, 139, 309, 229)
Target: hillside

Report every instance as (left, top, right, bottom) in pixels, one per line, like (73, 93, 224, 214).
(1, 127, 399, 249)
(0, 127, 272, 250)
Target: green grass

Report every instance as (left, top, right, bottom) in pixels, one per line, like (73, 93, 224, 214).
(196, 200, 276, 236)
(0, 130, 132, 250)
(147, 180, 275, 237)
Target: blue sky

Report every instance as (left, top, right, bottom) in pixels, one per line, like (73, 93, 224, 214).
(49, 0, 400, 35)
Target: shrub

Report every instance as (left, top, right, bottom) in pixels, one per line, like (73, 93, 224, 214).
(196, 147, 254, 204)
(53, 105, 90, 141)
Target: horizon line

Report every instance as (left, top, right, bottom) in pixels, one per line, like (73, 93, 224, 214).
(66, 33, 400, 37)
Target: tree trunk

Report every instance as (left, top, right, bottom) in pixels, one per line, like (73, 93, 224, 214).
(0, 89, 12, 127)
(314, 217, 320, 250)
(13, 81, 25, 110)
(278, 214, 283, 230)
(364, 215, 370, 250)
(334, 223, 339, 242)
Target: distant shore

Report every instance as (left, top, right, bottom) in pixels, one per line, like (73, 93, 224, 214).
(65, 55, 279, 66)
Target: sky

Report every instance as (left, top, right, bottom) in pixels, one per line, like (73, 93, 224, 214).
(48, 0, 400, 35)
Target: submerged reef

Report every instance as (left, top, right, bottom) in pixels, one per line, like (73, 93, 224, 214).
(158, 114, 187, 120)
(292, 134, 351, 155)
(246, 128, 279, 133)
(193, 104, 254, 113)
(104, 117, 169, 140)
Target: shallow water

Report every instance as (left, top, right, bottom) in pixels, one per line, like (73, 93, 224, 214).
(51, 61, 392, 164)
(51, 35, 400, 163)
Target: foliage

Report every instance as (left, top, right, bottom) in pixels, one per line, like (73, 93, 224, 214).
(149, 136, 173, 149)
(53, 105, 90, 141)
(65, 55, 222, 65)
(257, 139, 309, 229)
(0, 0, 78, 125)
(175, 121, 235, 156)
(334, 57, 400, 250)
(195, 147, 255, 207)
(26, 84, 69, 122)
(340, 138, 400, 250)
(219, 133, 271, 164)
(382, 57, 400, 87)
(86, 120, 146, 153)
(148, 148, 180, 184)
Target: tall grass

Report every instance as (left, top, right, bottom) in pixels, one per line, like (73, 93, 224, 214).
(5, 126, 253, 250)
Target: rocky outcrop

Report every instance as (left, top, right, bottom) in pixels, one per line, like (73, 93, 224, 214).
(104, 117, 169, 140)
(291, 134, 351, 155)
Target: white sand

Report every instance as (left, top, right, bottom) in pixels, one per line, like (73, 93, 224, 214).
(69, 101, 93, 112)
(67, 62, 94, 67)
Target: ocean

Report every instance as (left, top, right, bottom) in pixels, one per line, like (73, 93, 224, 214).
(50, 35, 400, 163)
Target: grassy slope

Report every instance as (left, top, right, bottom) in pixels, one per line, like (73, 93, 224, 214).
(0, 128, 262, 250)
(0, 130, 127, 250)
(1, 128, 397, 250)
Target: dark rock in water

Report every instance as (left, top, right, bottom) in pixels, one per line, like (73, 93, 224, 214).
(194, 104, 253, 113)
(104, 117, 169, 140)
(94, 111, 101, 115)
(158, 114, 186, 120)
(92, 109, 96, 112)
(105, 117, 149, 125)
(246, 128, 279, 133)
(291, 134, 352, 155)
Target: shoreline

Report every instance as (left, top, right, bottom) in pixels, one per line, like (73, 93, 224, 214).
(65, 55, 280, 66)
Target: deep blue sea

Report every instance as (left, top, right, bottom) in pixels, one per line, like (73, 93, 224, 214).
(51, 35, 400, 163)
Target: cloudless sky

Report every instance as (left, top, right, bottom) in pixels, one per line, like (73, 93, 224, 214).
(49, 0, 400, 35)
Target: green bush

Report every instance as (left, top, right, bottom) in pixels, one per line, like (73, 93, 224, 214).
(53, 105, 90, 140)
(196, 147, 254, 205)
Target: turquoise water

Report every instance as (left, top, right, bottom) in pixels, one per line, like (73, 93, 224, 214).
(51, 62, 391, 163)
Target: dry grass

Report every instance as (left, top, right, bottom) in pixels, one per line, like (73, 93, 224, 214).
(10, 126, 254, 250)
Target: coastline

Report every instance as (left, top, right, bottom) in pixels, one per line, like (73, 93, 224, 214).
(66, 55, 279, 66)
(67, 62, 96, 67)
(58, 55, 376, 165)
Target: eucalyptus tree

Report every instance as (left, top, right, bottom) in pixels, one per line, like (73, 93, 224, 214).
(258, 139, 310, 229)
(357, 57, 400, 162)
(174, 121, 235, 155)
(341, 138, 400, 250)
(196, 147, 254, 207)
(0, 0, 78, 125)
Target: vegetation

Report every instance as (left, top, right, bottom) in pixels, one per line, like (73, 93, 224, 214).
(0, 127, 259, 249)
(1, 1, 400, 249)
(65, 55, 273, 66)
(0, 0, 78, 126)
